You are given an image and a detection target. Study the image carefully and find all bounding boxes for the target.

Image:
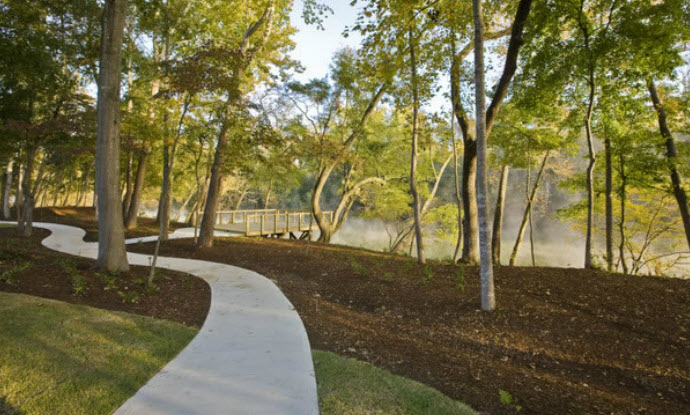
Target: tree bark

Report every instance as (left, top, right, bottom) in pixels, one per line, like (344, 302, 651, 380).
(122, 150, 133, 215)
(197, 1, 275, 248)
(618, 153, 628, 274)
(450, 112, 463, 263)
(491, 165, 509, 265)
(3, 158, 13, 219)
(95, 0, 129, 272)
(472, 0, 495, 311)
(509, 151, 549, 266)
(604, 136, 613, 271)
(409, 27, 425, 264)
(125, 150, 147, 229)
(310, 84, 387, 243)
(647, 79, 690, 251)
(584, 73, 596, 269)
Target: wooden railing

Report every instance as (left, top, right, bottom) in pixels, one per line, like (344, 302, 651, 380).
(214, 209, 333, 237)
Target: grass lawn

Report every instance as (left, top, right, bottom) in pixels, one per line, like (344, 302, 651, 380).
(0, 292, 475, 415)
(0, 292, 197, 415)
(314, 350, 476, 415)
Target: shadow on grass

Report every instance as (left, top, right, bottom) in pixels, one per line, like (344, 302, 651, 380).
(0, 396, 24, 415)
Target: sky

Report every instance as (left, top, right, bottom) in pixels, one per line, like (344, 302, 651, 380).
(288, 0, 361, 82)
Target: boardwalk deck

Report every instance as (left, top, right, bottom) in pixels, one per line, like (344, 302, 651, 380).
(214, 209, 332, 237)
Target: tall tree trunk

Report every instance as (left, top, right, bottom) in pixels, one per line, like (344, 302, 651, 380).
(125, 151, 147, 229)
(618, 153, 628, 274)
(158, 139, 172, 240)
(491, 165, 509, 265)
(15, 161, 23, 223)
(95, 0, 129, 272)
(604, 136, 613, 271)
(461, 141, 479, 263)
(18, 146, 36, 236)
(122, 150, 133, 215)
(451, 114, 463, 262)
(473, 0, 495, 311)
(584, 72, 596, 269)
(647, 79, 690, 251)
(510, 151, 549, 266)
(198, 116, 230, 248)
(409, 28, 425, 264)
(3, 158, 13, 219)
(62, 173, 73, 206)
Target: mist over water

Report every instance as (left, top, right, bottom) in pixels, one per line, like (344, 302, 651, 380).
(332, 215, 586, 268)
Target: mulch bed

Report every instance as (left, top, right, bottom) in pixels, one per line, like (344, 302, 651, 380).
(127, 236, 689, 415)
(0, 227, 209, 327)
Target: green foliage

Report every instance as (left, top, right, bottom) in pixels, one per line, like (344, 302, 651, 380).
(498, 389, 522, 411)
(348, 255, 368, 278)
(71, 276, 87, 296)
(0, 264, 30, 285)
(455, 265, 465, 293)
(422, 265, 434, 285)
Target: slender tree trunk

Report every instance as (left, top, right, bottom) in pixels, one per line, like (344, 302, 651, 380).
(491, 165, 509, 265)
(95, 0, 129, 272)
(19, 146, 36, 236)
(158, 140, 172, 240)
(461, 142, 479, 263)
(451, 112, 464, 263)
(584, 73, 596, 269)
(3, 158, 13, 219)
(604, 136, 613, 271)
(125, 151, 147, 229)
(15, 161, 23, 222)
(618, 154, 628, 274)
(62, 173, 73, 206)
(122, 150, 133, 214)
(647, 79, 690, 251)
(409, 28, 425, 264)
(198, 116, 230, 248)
(473, 0, 495, 311)
(510, 151, 549, 266)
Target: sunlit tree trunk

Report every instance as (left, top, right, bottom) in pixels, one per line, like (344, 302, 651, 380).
(95, 0, 129, 272)
(584, 72, 596, 269)
(409, 27, 425, 264)
(647, 79, 690, 251)
(2, 158, 13, 219)
(491, 165, 509, 265)
(473, 0, 494, 311)
(605, 136, 613, 271)
(618, 153, 628, 274)
(510, 152, 549, 266)
(125, 150, 147, 229)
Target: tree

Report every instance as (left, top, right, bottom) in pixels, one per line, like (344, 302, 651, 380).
(95, 0, 129, 272)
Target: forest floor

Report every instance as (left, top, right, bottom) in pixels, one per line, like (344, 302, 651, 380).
(17, 208, 690, 414)
(0, 226, 209, 327)
(126, 234, 689, 415)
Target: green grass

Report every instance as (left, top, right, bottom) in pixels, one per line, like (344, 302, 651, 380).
(0, 292, 197, 415)
(0, 292, 475, 415)
(314, 350, 477, 415)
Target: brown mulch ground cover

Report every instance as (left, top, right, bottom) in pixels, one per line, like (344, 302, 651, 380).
(29, 206, 184, 242)
(127, 235, 689, 415)
(0, 227, 209, 327)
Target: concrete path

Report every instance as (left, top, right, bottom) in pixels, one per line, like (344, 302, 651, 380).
(2, 222, 319, 415)
(124, 227, 238, 244)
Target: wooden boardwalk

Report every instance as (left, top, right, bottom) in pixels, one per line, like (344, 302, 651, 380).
(214, 209, 332, 238)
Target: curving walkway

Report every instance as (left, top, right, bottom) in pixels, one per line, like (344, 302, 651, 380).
(2, 222, 319, 415)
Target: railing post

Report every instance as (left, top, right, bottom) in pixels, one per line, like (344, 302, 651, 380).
(298, 213, 302, 231)
(274, 213, 278, 234)
(261, 215, 265, 235)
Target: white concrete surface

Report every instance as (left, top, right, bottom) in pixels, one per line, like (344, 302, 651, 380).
(124, 227, 238, 244)
(1, 222, 319, 415)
